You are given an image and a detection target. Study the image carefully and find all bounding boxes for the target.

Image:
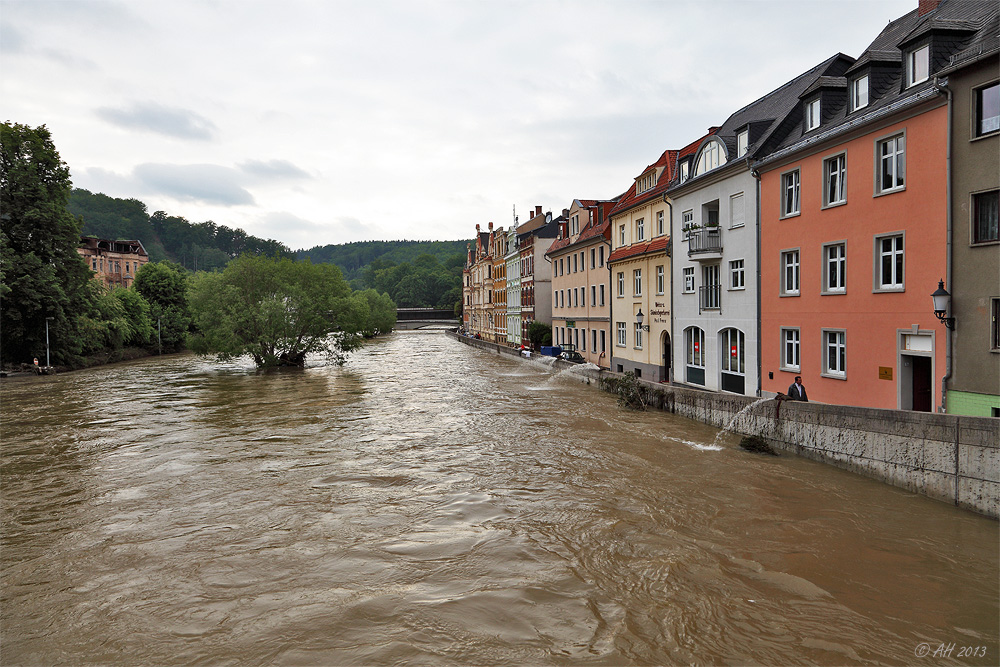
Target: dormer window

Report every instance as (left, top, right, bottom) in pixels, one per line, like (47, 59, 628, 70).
(694, 141, 726, 176)
(737, 130, 748, 158)
(907, 45, 929, 87)
(806, 98, 821, 131)
(679, 161, 690, 182)
(851, 75, 869, 111)
(636, 171, 656, 194)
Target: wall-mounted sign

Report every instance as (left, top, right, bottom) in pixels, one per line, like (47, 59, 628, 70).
(566, 320, 575, 328)
(879, 366, 893, 380)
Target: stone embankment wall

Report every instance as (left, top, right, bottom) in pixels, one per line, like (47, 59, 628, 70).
(449, 332, 999, 519)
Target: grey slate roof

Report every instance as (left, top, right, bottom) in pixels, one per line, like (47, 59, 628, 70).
(759, 0, 999, 166)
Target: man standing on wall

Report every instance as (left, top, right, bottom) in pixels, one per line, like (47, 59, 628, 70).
(788, 376, 808, 401)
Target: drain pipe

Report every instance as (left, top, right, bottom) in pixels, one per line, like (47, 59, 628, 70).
(750, 157, 763, 397)
(662, 192, 674, 383)
(937, 77, 954, 413)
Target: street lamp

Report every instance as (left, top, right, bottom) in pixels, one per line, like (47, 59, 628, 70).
(45, 316, 54, 367)
(931, 280, 955, 330)
(635, 308, 650, 332)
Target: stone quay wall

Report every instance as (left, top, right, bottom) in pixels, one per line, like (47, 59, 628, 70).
(449, 331, 999, 519)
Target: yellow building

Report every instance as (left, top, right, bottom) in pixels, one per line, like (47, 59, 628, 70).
(77, 237, 150, 289)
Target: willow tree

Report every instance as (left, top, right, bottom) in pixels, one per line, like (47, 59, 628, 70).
(188, 254, 375, 367)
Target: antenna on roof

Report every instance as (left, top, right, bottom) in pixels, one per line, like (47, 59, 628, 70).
(513, 205, 517, 225)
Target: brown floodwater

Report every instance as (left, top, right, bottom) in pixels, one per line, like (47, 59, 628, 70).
(1, 331, 997, 666)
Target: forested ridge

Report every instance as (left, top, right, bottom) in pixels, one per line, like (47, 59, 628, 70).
(68, 189, 470, 310)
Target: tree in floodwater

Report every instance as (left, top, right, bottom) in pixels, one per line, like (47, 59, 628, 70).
(188, 254, 377, 367)
(0, 122, 94, 366)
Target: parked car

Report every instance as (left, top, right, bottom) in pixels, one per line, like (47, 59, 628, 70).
(559, 344, 584, 363)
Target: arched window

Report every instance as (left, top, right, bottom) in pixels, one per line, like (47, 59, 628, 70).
(685, 327, 705, 386)
(720, 328, 745, 394)
(694, 141, 727, 177)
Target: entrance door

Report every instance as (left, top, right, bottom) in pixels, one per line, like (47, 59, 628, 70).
(911, 355, 932, 412)
(661, 332, 671, 382)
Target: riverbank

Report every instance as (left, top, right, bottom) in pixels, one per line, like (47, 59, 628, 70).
(449, 331, 999, 519)
(0, 347, 184, 381)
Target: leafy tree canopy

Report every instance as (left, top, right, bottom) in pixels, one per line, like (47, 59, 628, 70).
(133, 260, 191, 352)
(188, 254, 390, 368)
(1, 122, 94, 366)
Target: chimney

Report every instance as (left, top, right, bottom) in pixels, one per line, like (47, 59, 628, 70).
(918, 0, 940, 16)
(535, 205, 542, 217)
(563, 208, 570, 217)
(559, 220, 568, 239)
(488, 221, 493, 231)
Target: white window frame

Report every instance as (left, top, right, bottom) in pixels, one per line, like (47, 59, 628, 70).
(634, 322, 643, 350)
(806, 98, 821, 131)
(599, 284, 605, 306)
(683, 267, 695, 293)
(619, 224, 626, 246)
(822, 329, 847, 378)
(781, 249, 800, 296)
(656, 211, 664, 236)
(907, 45, 929, 87)
(851, 74, 869, 111)
(633, 268, 642, 296)
(823, 241, 847, 294)
(617, 272, 625, 297)
(737, 129, 748, 158)
(591, 284, 597, 305)
(682, 210, 694, 239)
(874, 233, 905, 292)
(656, 265, 664, 295)
(730, 192, 745, 228)
(781, 169, 801, 218)
(616, 321, 627, 347)
(720, 328, 745, 377)
(975, 81, 1000, 137)
(823, 152, 847, 208)
(685, 326, 706, 384)
(781, 327, 800, 372)
(636, 218, 644, 241)
(729, 259, 745, 290)
(876, 132, 906, 195)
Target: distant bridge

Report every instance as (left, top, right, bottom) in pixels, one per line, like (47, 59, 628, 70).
(395, 307, 459, 330)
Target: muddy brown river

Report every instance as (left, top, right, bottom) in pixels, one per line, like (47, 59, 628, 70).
(1, 331, 997, 665)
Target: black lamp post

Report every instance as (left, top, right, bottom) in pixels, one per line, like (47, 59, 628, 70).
(931, 280, 955, 330)
(635, 308, 650, 332)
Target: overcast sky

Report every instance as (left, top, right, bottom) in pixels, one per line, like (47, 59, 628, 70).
(2, 0, 916, 249)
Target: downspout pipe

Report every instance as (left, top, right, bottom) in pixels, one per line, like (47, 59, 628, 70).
(663, 192, 674, 383)
(937, 77, 954, 413)
(749, 156, 763, 397)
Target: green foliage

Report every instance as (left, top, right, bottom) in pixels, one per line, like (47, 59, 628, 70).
(1, 122, 94, 366)
(77, 283, 154, 355)
(360, 252, 464, 309)
(351, 289, 397, 337)
(187, 254, 371, 367)
(299, 240, 467, 279)
(68, 189, 293, 271)
(600, 372, 648, 410)
(133, 260, 191, 352)
(527, 321, 551, 349)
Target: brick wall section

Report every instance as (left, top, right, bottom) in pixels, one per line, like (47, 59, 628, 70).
(450, 332, 999, 518)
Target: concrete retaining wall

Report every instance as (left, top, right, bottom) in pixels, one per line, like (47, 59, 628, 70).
(449, 332, 999, 518)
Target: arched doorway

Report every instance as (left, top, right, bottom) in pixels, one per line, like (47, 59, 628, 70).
(660, 331, 671, 383)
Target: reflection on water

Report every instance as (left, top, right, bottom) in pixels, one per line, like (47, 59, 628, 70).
(1, 332, 997, 665)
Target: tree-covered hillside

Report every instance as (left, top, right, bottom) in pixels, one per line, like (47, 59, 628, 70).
(68, 189, 293, 271)
(298, 240, 469, 280)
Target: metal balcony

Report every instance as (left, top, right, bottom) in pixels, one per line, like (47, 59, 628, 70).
(687, 228, 723, 261)
(699, 284, 721, 313)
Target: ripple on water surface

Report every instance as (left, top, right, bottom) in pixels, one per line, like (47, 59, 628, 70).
(0, 335, 997, 666)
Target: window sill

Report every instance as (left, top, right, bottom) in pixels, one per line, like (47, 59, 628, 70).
(821, 372, 847, 380)
(970, 240, 1000, 247)
(729, 223, 745, 230)
(779, 366, 800, 373)
(873, 287, 905, 294)
(821, 289, 847, 296)
(728, 287, 746, 292)
(780, 211, 801, 220)
(822, 200, 847, 211)
(779, 292, 801, 298)
(971, 131, 999, 143)
(874, 186, 906, 198)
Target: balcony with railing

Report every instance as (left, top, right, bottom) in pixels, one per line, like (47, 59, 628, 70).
(687, 227, 723, 261)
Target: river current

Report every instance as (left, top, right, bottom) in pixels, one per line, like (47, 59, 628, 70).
(1, 331, 997, 665)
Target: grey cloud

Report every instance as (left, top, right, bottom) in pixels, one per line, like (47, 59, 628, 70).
(134, 163, 254, 206)
(0, 22, 25, 53)
(239, 159, 311, 180)
(96, 103, 217, 141)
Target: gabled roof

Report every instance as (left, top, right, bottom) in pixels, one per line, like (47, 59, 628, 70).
(607, 149, 678, 218)
(668, 53, 855, 193)
(759, 0, 998, 167)
(545, 198, 618, 256)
